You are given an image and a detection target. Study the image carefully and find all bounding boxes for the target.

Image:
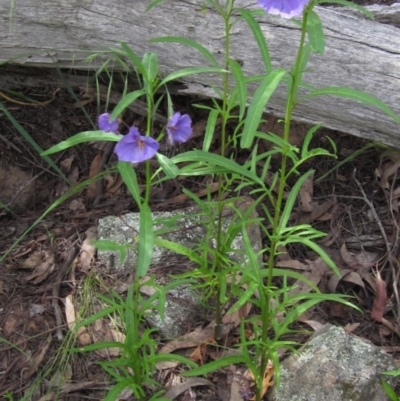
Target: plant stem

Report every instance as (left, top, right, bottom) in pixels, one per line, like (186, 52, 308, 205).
(256, 8, 310, 401)
(214, 2, 234, 339)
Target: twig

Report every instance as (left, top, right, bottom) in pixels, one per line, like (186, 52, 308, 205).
(352, 169, 400, 322)
(52, 245, 79, 340)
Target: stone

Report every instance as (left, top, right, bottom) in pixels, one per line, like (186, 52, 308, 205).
(268, 324, 398, 401)
(97, 197, 262, 337)
(97, 197, 262, 271)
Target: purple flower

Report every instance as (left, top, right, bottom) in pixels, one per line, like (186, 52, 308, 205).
(114, 126, 159, 163)
(258, 0, 309, 19)
(98, 113, 119, 134)
(166, 112, 192, 145)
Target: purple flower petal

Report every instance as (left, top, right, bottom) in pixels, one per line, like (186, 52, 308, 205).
(166, 112, 192, 144)
(98, 113, 119, 134)
(114, 126, 159, 163)
(258, 0, 309, 18)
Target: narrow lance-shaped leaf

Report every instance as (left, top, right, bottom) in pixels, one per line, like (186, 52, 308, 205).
(306, 10, 325, 54)
(111, 89, 146, 119)
(42, 131, 121, 155)
(120, 42, 147, 80)
(142, 52, 159, 93)
(155, 153, 180, 178)
(157, 67, 226, 89)
(241, 69, 287, 149)
(137, 204, 154, 277)
(317, 0, 374, 19)
(229, 59, 247, 121)
(203, 109, 219, 152)
(149, 36, 218, 67)
(172, 150, 264, 186)
(117, 161, 142, 207)
(304, 86, 400, 123)
(240, 9, 272, 73)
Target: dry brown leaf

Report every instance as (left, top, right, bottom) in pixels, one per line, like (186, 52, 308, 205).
(60, 157, 74, 173)
(90, 318, 125, 357)
(68, 198, 85, 212)
(189, 343, 208, 365)
(21, 251, 44, 269)
(380, 155, 400, 189)
(68, 166, 79, 184)
(25, 251, 55, 284)
(343, 322, 360, 334)
(299, 319, 325, 331)
(311, 200, 334, 222)
(249, 360, 274, 400)
(80, 226, 98, 271)
(22, 335, 52, 379)
(164, 378, 213, 400)
(222, 302, 252, 327)
(86, 153, 103, 199)
(65, 294, 76, 330)
(298, 173, 314, 212)
(288, 257, 329, 297)
(340, 243, 360, 270)
(104, 174, 124, 196)
(371, 270, 387, 322)
(275, 259, 312, 271)
(341, 271, 365, 289)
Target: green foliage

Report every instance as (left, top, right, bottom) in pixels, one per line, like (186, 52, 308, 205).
(30, 0, 399, 399)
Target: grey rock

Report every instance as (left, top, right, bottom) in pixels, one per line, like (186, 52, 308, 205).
(268, 324, 398, 401)
(97, 197, 262, 338)
(97, 197, 261, 270)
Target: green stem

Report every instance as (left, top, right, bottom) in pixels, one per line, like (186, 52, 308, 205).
(257, 8, 310, 401)
(214, 3, 233, 340)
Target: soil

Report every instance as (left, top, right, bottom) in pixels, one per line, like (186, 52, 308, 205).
(1, 2, 400, 401)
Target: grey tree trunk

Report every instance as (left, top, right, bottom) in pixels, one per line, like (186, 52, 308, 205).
(1, 1, 400, 146)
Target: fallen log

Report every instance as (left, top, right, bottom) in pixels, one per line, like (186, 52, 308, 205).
(1, 1, 400, 146)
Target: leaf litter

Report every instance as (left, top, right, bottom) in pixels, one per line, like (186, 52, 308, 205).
(2, 81, 400, 400)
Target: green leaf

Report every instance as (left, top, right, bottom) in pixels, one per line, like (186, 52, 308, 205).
(381, 380, 399, 401)
(111, 89, 146, 119)
(156, 153, 180, 178)
(304, 87, 400, 123)
(93, 239, 128, 263)
(152, 353, 198, 368)
(117, 162, 142, 207)
(142, 52, 159, 86)
(301, 124, 322, 159)
(172, 150, 264, 185)
(120, 42, 147, 79)
(72, 341, 124, 353)
(203, 109, 219, 152)
(241, 69, 287, 149)
(154, 237, 202, 264)
(157, 67, 226, 88)
(42, 131, 121, 155)
(317, 0, 374, 19)
(149, 36, 218, 67)
(145, 0, 166, 12)
(229, 59, 247, 121)
(137, 204, 153, 277)
(240, 9, 272, 73)
(306, 11, 325, 54)
(182, 355, 247, 376)
(279, 170, 314, 231)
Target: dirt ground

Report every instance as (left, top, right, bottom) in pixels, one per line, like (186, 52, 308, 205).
(2, 3, 400, 400)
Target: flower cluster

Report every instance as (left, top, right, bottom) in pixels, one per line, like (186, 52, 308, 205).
(98, 112, 192, 163)
(258, 0, 309, 19)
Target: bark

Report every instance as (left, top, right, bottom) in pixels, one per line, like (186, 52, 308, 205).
(1, 1, 400, 146)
